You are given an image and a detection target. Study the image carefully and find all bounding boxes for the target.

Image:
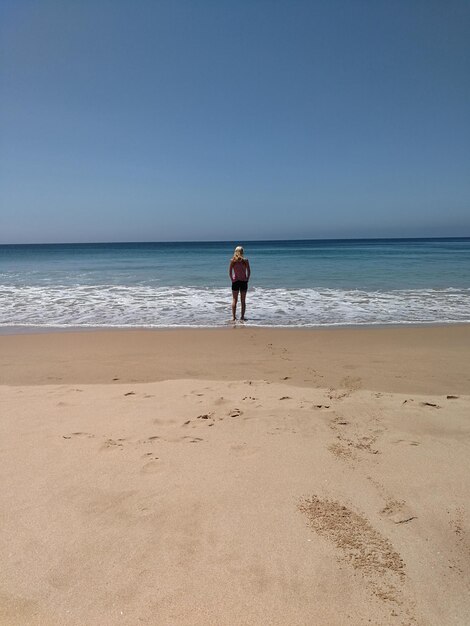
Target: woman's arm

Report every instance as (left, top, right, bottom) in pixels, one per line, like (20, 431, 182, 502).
(229, 261, 234, 280)
(245, 260, 251, 280)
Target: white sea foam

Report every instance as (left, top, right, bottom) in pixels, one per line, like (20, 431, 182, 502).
(1, 284, 469, 329)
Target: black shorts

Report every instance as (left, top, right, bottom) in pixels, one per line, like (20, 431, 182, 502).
(231, 280, 248, 292)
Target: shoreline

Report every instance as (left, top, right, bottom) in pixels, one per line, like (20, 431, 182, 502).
(1, 319, 470, 336)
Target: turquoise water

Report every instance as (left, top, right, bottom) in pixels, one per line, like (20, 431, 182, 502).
(1, 239, 469, 328)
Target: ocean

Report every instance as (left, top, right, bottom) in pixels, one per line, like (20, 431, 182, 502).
(1, 238, 469, 330)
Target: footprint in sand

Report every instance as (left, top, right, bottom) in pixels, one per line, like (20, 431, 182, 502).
(230, 443, 260, 457)
(420, 401, 441, 408)
(353, 435, 380, 454)
(62, 432, 94, 439)
(101, 438, 125, 450)
(195, 414, 216, 425)
(393, 439, 420, 446)
(144, 434, 204, 444)
(197, 413, 213, 420)
(328, 442, 354, 460)
(380, 499, 417, 525)
(448, 508, 465, 539)
(328, 377, 362, 401)
(228, 408, 243, 417)
(141, 460, 163, 474)
(137, 435, 160, 445)
(329, 433, 379, 458)
(164, 435, 205, 443)
(332, 417, 349, 426)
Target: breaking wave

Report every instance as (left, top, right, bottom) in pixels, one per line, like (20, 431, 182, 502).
(1, 284, 469, 329)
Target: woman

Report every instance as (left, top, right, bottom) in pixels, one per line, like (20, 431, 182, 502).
(229, 245, 251, 321)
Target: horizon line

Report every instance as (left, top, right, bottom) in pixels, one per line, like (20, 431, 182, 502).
(1, 235, 470, 247)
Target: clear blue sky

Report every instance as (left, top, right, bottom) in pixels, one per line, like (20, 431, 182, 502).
(1, 0, 469, 243)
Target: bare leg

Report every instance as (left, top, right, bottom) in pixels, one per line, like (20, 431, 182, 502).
(231, 291, 239, 320)
(240, 290, 247, 320)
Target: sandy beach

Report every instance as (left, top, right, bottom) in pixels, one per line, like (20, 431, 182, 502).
(1, 325, 469, 625)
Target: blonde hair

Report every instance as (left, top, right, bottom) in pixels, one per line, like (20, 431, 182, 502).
(231, 245, 246, 263)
